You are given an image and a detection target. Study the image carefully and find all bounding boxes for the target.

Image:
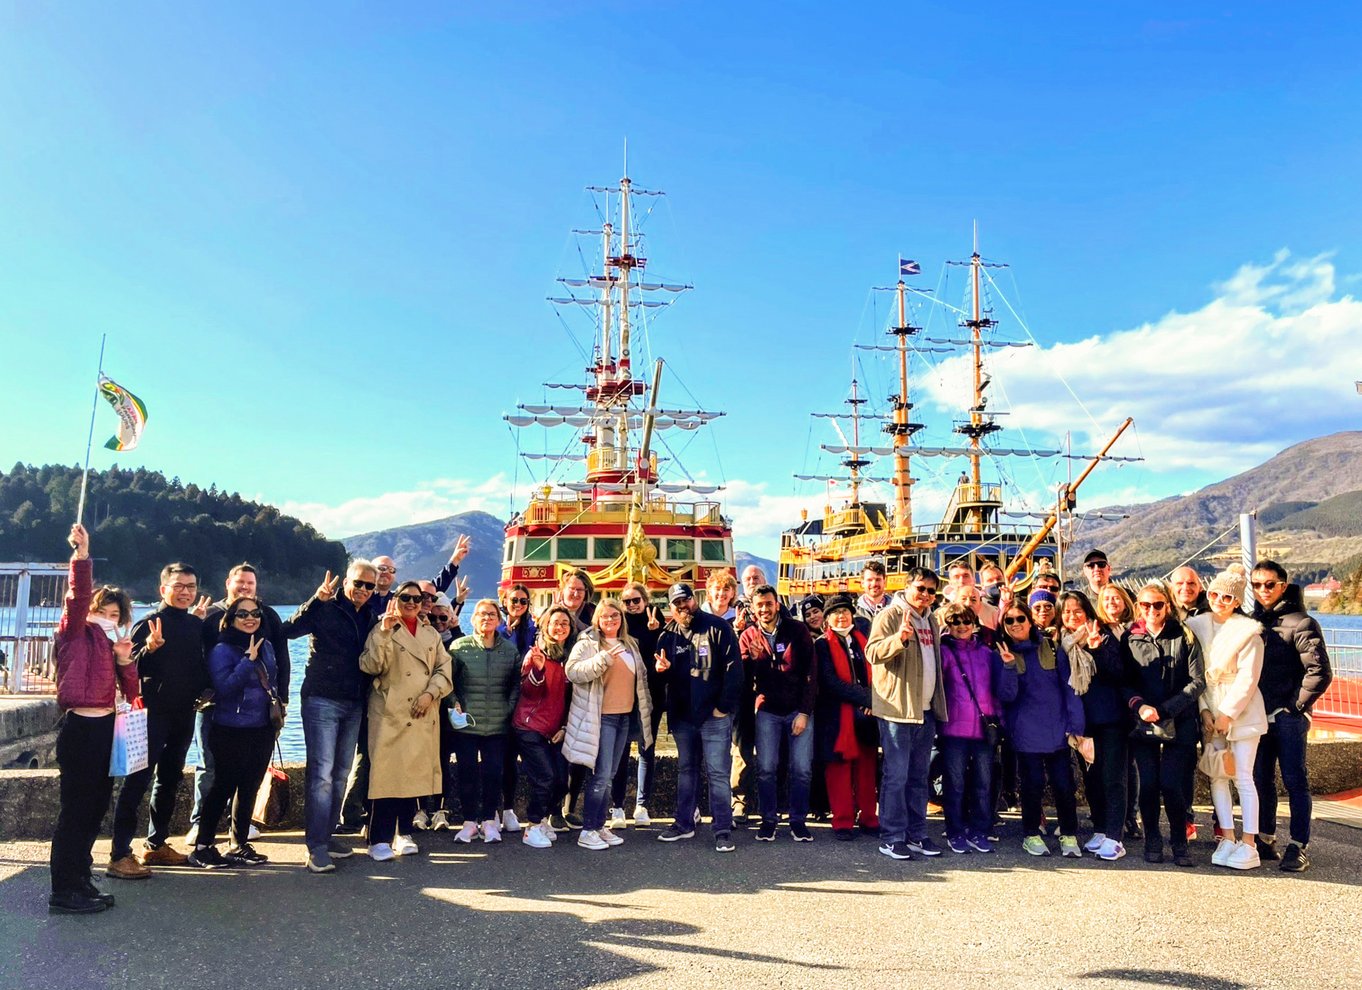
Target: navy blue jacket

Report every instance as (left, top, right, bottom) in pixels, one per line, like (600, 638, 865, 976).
(285, 593, 377, 702)
(995, 636, 1085, 754)
(657, 610, 743, 725)
(207, 641, 279, 729)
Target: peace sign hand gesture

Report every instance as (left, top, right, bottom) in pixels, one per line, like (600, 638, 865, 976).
(316, 571, 340, 602)
(245, 634, 261, 661)
(381, 599, 402, 632)
(192, 596, 212, 619)
(145, 617, 165, 653)
(647, 606, 662, 631)
(999, 643, 1016, 665)
(450, 534, 471, 565)
(455, 575, 470, 604)
(654, 649, 671, 674)
(113, 635, 133, 663)
(1085, 619, 1103, 649)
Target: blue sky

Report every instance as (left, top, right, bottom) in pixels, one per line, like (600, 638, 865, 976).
(3, 4, 1361, 559)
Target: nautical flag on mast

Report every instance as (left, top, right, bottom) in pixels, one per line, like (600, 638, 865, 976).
(98, 374, 148, 452)
(899, 258, 921, 277)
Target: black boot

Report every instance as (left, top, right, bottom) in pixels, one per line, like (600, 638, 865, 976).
(48, 890, 110, 915)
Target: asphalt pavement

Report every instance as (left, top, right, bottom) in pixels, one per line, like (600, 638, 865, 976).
(1, 812, 1359, 990)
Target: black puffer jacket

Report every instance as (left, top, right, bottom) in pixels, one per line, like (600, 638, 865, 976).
(1251, 584, 1332, 714)
(1122, 619, 1205, 746)
(285, 593, 377, 702)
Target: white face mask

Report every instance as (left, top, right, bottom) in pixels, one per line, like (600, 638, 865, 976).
(90, 616, 120, 641)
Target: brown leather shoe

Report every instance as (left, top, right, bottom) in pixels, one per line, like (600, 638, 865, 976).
(107, 855, 152, 880)
(138, 842, 189, 866)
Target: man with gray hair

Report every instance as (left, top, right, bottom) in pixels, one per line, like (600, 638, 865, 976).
(285, 561, 379, 873)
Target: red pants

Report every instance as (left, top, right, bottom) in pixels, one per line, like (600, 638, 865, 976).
(825, 745, 879, 831)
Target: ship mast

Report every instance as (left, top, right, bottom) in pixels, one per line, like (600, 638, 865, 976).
(847, 378, 866, 508)
(886, 277, 923, 532)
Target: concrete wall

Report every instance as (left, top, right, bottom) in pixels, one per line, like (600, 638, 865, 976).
(0, 698, 60, 770)
(1, 739, 1359, 842)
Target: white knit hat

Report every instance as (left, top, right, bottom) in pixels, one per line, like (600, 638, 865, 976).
(1207, 563, 1247, 602)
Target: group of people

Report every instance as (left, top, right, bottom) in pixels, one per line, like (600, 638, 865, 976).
(47, 524, 1334, 915)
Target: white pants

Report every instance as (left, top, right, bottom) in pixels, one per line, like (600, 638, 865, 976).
(1210, 735, 1260, 835)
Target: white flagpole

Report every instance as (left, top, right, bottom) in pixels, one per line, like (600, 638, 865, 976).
(75, 334, 107, 528)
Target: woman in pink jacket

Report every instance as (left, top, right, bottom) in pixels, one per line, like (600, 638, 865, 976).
(49, 523, 141, 915)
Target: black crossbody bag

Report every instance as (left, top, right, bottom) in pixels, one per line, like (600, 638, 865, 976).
(953, 648, 1000, 747)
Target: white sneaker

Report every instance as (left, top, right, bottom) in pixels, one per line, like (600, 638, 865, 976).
(1226, 841, 1262, 871)
(1095, 838, 1126, 861)
(1212, 837, 1237, 867)
(454, 822, 481, 843)
(367, 843, 395, 862)
(540, 820, 559, 843)
(608, 807, 627, 829)
(501, 809, 522, 833)
(393, 834, 419, 856)
(633, 805, 651, 826)
(481, 819, 502, 844)
(247, 824, 261, 841)
(599, 826, 624, 847)
(578, 829, 609, 851)
(430, 810, 452, 831)
(411, 810, 430, 831)
(522, 825, 552, 848)
(1084, 833, 1106, 853)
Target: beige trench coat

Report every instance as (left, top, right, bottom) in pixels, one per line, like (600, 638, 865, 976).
(359, 621, 452, 800)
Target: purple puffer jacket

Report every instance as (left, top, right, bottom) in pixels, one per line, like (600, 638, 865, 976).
(938, 634, 1001, 741)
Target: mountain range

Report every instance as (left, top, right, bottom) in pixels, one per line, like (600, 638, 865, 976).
(1072, 431, 1362, 581)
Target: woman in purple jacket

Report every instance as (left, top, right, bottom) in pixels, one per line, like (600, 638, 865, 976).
(49, 524, 141, 915)
(997, 601, 1086, 858)
(937, 603, 1003, 854)
(189, 596, 280, 870)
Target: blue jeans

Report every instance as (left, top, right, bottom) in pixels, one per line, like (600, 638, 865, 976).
(939, 735, 994, 841)
(187, 709, 215, 836)
(583, 713, 631, 830)
(672, 714, 733, 834)
(302, 695, 364, 855)
(1253, 710, 1313, 845)
(878, 713, 935, 844)
(755, 709, 814, 826)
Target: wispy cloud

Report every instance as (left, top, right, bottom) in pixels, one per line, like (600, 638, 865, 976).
(277, 474, 515, 539)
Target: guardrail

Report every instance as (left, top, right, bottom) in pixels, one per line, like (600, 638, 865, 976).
(0, 564, 67, 695)
(1315, 633, 1361, 721)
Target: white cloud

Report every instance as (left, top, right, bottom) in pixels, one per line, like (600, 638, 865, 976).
(920, 250, 1362, 477)
(278, 474, 515, 539)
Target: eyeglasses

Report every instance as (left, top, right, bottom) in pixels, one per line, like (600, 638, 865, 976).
(1003, 615, 1029, 626)
(1250, 580, 1280, 591)
(946, 619, 976, 627)
(473, 610, 499, 619)
(1084, 561, 1109, 569)
(169, 583, 198, 592)
(350, 580, 376, 591)
(909, 585, 937, 597)
(621, 597, 644, 605)
(235, 609, 263, 620)
(1137, 601, 1168, 612)
(396, 593, 424, 605)
(376, 565, 396, 574)
(509, 597, 530, 606)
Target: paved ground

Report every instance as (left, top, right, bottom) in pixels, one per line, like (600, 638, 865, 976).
(1, 810, 1359, 990)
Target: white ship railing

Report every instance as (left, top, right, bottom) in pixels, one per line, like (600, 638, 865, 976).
(1315, 631, 1362, 721)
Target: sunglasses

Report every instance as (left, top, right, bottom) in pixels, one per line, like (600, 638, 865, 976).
(1250, 580, 1281, 590)
(1138, 601, 1168, 611)
(1003, 615, 1029, 626)
(946, 618, 976, 627)
(396, 593, 424, 605)
(622, 597, 644, 605)
(234, 609, 264, 620)
(909, 586, 937, 597)
(430, 614, 449, 624)
(1084, 561, 1109, 569)
(1207, 591, 1237, 601)
(509, 597, 530, 606)
(350, 580, 376, 591)
(421, 593, 437, 603)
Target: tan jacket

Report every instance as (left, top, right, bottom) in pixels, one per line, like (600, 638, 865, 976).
(866, 594, 948, 724)
(360, 622, 453, 799)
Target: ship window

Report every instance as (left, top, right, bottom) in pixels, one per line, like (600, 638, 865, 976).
(503, 540, 514, 563)
(700, 539, 728, 563)
(593, 537, 623, 560)
(665, 538, 694, 562)
(557, 537, 589, 561)
(523, 538, 553, 562)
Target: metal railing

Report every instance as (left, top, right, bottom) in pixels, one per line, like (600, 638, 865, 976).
(0, 564, 69, 695)
(1315, 632, 1361, 721)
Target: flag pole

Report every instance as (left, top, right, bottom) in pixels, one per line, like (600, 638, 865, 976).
(75, 334, 107, 528)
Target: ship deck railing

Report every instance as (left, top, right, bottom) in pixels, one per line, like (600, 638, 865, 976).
(519, 494, 727, 528)
(1317, 632, 1362, 722)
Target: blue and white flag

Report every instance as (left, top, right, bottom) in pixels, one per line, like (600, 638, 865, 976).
(899, 258, 920, 277)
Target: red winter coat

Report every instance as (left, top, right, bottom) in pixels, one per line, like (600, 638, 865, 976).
(54, 558, 140, 712)
(512, 655, 568, 738)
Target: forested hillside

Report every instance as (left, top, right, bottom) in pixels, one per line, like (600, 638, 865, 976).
(0, 463, 347, 601)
